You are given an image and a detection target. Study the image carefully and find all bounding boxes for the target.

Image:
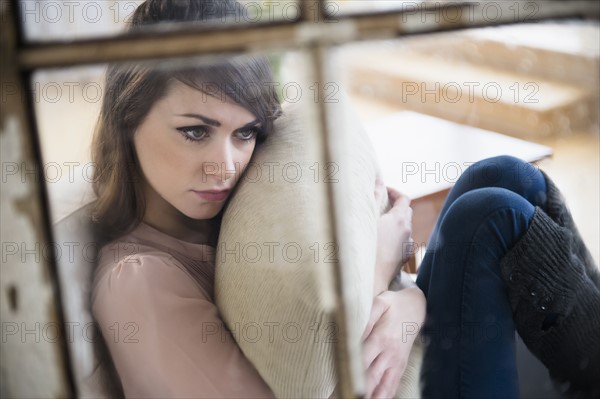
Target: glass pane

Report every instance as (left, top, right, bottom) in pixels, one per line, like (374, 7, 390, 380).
(332, 18, 599, 398)
(336, 19, 599, 263)
(33, 51, 346, 397)
(20, 0, 300, 43)
(32, 51, 317, 223)
(32, 66, 104, 221)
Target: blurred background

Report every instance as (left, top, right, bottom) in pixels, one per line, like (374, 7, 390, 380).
(29, 1, 599, 265)
(337, 19, 600, 266)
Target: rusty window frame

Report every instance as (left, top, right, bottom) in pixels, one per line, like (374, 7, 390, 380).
(1, 0, 598, 397)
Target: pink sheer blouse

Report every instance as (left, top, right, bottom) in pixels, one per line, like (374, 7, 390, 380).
(91, 222, 276, 398)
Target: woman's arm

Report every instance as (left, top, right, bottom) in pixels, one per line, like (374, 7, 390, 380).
(363, 180, 425, 398)
(91, 254, 275, 398)
(373, 181, 413, 296)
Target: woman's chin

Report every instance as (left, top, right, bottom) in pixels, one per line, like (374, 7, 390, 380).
(181, 204, 224, 221)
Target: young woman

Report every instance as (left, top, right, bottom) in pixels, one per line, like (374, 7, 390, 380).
(90, 0, 424, 398)
(90, 1, 598, 398)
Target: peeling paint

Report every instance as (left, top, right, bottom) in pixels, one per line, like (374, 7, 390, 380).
(1, 89, 71, 398)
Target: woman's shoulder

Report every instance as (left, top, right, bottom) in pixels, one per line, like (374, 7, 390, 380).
(97, 236, 175, 268)
(92, 236, 207, 304)
(94, 221, 217, 301)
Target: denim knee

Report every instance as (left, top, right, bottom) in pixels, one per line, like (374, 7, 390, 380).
(433, 187, 535, 253)
(457, 155, 547, 208)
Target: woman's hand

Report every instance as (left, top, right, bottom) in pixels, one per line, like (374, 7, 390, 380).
(362, 287, 426, 399)
(374, 179, 413, 295)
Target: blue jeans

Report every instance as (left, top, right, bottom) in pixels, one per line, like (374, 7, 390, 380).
(416, 155, 548, 398)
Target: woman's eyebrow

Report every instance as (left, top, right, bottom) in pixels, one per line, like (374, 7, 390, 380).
(176, 113, 259, 130)
(177, 113, 221, 126)
(235, 119, 261, 131)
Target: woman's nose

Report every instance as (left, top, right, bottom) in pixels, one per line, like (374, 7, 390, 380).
(202, 141, 238, 182)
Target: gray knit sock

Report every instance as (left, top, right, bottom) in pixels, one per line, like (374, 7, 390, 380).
(500, 206, 600, 397)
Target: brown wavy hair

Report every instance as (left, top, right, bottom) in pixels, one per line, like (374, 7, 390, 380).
(90, 0, 282, 240)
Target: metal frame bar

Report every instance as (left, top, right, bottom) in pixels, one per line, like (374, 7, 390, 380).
(308, 43, 358, 398)
(1, 1, 76, 396)
(17, 1, 599, 70)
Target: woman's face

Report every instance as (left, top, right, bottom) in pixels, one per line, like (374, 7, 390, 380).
(133, 80, 260, 221)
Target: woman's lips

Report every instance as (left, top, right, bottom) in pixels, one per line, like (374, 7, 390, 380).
(192, 190, 230, 202)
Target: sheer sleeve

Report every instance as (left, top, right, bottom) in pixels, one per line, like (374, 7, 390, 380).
(91, 252, 275, 398)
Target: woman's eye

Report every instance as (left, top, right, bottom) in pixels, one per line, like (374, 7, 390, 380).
(237, 128, 259, 141)
(177, 126, 209, 141)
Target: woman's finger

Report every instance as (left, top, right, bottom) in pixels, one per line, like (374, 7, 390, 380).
(386, 186, 401, 203)
(361, 296, 389, 342)
(364, 353, 387, 399)
(387, 186, 410, 203)
(388, 188, 411, 212)
(362, 329, 382, 370)
(371, 366, 403, 399)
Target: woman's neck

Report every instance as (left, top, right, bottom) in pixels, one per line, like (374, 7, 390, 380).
(142, 185, 217, 246)
(144, 211, 216, 246)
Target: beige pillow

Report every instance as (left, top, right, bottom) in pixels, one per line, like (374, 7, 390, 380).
(215, 100, 421, 398)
